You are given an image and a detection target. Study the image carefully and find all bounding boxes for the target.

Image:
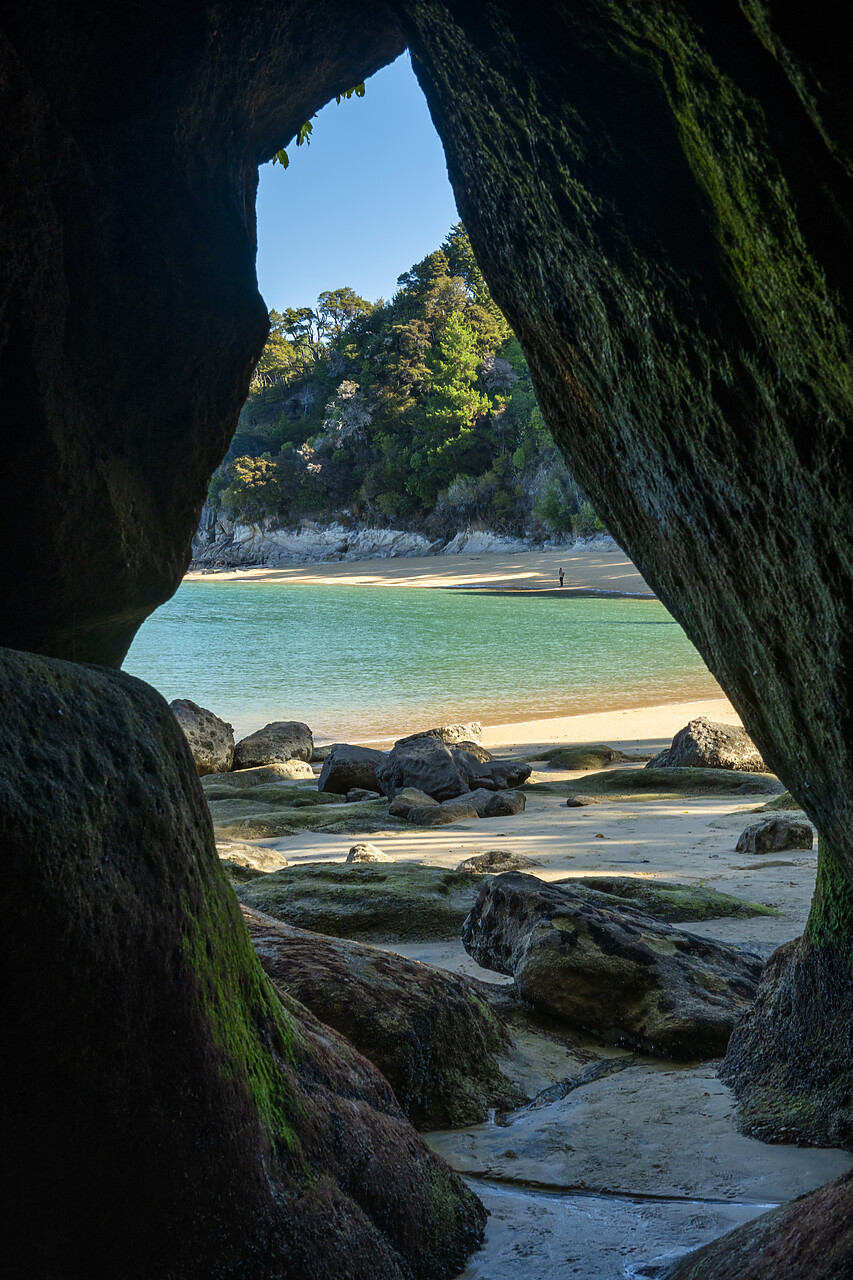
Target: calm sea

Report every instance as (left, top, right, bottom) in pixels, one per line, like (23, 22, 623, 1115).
(123, 581, 721, 742)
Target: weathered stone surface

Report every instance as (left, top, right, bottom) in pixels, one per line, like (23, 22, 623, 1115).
(462, 873, 763, 1058)
(243, 907, 524, 1128)
(407, 801, 479, 825)
(735, 816, 815, 854)
(169, 698, 234, 775)
(346, 842, 393, 864)
(233, 720, 313, 768)
(648, 718, 766, 773)
(665, 1168, 853, 1280)
(215, 838, 289, 876)
(452, 740, 493, 763)
(466, 759, 533, 791)
(456, 850, 540, 874)
(568, 768, 784, 798)
(566, 794, 602, 807)
(318, 744, 387, 796)
(345, 787, 381, 803)
(0, 647, 484, 1278)
(387, 786, 438, 818)
(376, 734, 470, 801)
(236, 863, 483, 942)
(310, 745, 332, 763)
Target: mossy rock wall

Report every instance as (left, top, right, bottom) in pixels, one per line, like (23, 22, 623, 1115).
(0, 648, 485, 1277)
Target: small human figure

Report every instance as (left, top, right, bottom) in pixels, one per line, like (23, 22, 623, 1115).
(559, 567, 564, 587)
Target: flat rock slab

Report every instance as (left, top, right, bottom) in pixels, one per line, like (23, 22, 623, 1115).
(457, 850, 540, 873)
(427, 1064, 852, 1203)
(553, 876, 779, 923)
(236, 862, 483, 941)
(243, 906, 524, 1128)
(462, 873, 763, 1057)
(569, 767, 784, 798)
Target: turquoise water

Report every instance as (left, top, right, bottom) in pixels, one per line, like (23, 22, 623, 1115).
(123, 582, 720, 741)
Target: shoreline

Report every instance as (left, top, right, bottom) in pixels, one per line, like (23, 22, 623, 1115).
(184, 544, 654, 597)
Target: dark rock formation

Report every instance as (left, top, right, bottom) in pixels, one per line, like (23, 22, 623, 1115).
(735, 816, 814, 854)
(0, 647, 483, 1278)
(452, 740, 493, 763)
(376, 734, 471, 801)
(398, 722, 483, 746)
(461, 787, 527, 817)
(565, 794, 602, 807)
(462, 873, 763, 1058)
(648, 718, 766, 772)
(546, 744, 628, 770)
(318, 744, 387, 795)
(463, 758, 533, 791)
(233, 720, 313, 767)
(407, 800, 480, 825)
(664, 1168, 853, 1280)
(721, 840, 853, 1150)
(243, 906, 525, 1127)
(170, 698, 235, 775)
(345, 787, 381, 802)
(567, 768, 784, 798)
(236, 862, 482, 941)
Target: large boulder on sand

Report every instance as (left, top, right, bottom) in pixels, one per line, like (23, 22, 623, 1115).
(377, 735, 471, 801)
(169, 699, 234, 775)
(647, 717, 766, 772)
(318, 743, 387, 795)
(735, 816, 815, 853)
(233, 720, 313, 768)
(236, 863, 483, 942)
(243, 906, 524, 1128)
(461, 873, 764, 1058)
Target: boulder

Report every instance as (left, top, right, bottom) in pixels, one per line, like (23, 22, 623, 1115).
(461, 873, 763, 1058)
(243, 907, 525, 1128)
(169, 699, 234, 775)
(376, 735, 470, 801)
(388, 787, 438, 818)
(647, 717, 767, 772)
(236, 863, 483, 941)
(215, 839, 289, 877)
(552, 876, 779, 923)
(453, 740, 493, 763)
(318, 743, 387, 795)
(456, 850, 540, 873)
(463, 788, 526, 818)
(398, 722, 484, 746)
(346, 842, 393, 864)
(345, 788, 381, 803)
(310, 745, 332, 762)
(407, 801, 480, 825)
(233, 720, 313, 768)
(566, 794, 602, 807)
(735, 816, 815, 854)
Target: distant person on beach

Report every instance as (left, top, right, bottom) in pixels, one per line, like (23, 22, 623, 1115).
(559, 567, 564, 587)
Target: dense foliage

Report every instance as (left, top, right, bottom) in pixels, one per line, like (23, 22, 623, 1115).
(212, 225, 603, 538)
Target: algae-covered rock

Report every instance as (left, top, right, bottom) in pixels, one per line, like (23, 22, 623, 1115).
(756, 790, 805, 812)
(203, 763, 316, 792)
(568, 767, 784, 799)
(462, 873, 763, 1058)
(543, 744, 628, 770)
(215, 839, 289, 877)
(236, 862, 483, 941)
(244, 907, 525, 1128)
(456, 850, 540, 874)
(554, 875, 778, 922)
(212, 798, 393, 840)
(408, 801, 479, 825)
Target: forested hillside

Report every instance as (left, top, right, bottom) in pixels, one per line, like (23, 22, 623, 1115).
(207, 225, 603, 541)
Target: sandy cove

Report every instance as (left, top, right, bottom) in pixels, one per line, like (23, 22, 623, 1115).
(185, 543, 654, 596)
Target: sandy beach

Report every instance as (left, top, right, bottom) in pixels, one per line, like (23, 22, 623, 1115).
(185, 543, 654, 596)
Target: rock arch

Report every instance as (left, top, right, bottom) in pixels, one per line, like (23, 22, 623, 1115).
(1, 2, 851, 1275)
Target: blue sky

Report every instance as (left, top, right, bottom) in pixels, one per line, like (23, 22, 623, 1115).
(255, 54, 459, 313)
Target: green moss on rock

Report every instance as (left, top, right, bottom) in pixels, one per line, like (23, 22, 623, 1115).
(555, 875, 778, 922)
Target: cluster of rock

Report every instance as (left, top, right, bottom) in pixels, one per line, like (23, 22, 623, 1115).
(169, 699, 315, 778)
(318, 729, 531, 825)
